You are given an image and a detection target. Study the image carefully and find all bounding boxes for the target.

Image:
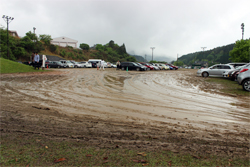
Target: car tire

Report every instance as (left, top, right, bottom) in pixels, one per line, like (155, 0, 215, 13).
(136, 68, 140, 71)
(58, 66, 60, 68)
(242, 79, 250, 92)
(121, 67, 125, 70)
(202, 72, 209, 77)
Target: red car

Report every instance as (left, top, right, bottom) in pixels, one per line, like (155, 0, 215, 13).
(139, 62, 154, 70)
(166, 64, 178, 70)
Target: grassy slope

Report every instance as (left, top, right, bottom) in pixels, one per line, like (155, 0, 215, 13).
(0, 58, 47, 74)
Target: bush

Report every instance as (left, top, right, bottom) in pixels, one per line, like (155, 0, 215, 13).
(49, 44, 57, 53)
(60, 50, 66, 57)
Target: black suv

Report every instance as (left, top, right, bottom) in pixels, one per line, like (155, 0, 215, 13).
(120, 62, 146, 71)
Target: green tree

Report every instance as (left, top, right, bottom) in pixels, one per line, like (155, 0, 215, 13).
(229, 39, 250, 62)
(25, 31, 38, 41)
(39, 34, 52, 46)
(108, 40, 115, 48)
(95, 44, 104, 51)
(79, 43, 90, 51)
(174, 61, 184, 66)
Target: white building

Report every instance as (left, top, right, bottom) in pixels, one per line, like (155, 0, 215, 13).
(51, 36, 78, 48)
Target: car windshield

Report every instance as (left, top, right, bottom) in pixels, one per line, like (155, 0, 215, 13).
(66, 61, 71, 63)
(132, 63, 138, 66)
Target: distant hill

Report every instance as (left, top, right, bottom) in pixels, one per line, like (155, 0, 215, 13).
(130, 55, 146, 62)
(178, 43, 235, 66)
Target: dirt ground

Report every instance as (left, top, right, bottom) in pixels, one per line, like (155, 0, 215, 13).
(0, 68, 249, 158)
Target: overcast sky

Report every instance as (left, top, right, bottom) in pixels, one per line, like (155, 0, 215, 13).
(1, 0, 249, 61)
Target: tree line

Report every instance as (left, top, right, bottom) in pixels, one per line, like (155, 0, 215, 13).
(176, 39, 249, 67)
(0, 28, 136, 63)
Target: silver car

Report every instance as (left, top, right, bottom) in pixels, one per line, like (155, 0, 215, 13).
(197, 64, 234, 77)
(237, 63, 250, 91)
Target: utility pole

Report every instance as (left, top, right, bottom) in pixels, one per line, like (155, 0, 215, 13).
(177, 54, 178, 61)
(201, 47, 206, 51)
(241, 23, 244, 40)
(2, 15, 14, 60)
(150, 47, 155, 61)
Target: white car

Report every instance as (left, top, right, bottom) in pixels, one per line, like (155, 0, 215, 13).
(80, 61, 92, 68)
(197, 64, 234, 77)
(59, 60, 74, 68)
(74, 62, 85, 68)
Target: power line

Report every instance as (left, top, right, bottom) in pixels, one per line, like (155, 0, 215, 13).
(201, 47, 207, 51)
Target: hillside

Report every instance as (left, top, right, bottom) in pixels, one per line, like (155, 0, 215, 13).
(178, 43, 235, 66)
(0, 29, 136, 63)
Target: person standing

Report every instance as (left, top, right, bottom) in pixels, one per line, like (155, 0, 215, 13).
(116, 60, 120, 70)
(34, 52, 40, 70)
(99, 59, 105, 71)
(41, 55, 47, 70)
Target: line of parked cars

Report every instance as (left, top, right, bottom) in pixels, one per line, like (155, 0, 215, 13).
(117, 62, 178, 71)
(197, 63, 250, 91)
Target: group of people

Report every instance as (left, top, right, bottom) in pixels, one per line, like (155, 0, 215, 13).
(31, 52, 47, 70)
(98, 60, 121, 71)
(99, 59, 105, 71)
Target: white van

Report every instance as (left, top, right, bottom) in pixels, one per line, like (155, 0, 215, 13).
(88, 59, 107, 68)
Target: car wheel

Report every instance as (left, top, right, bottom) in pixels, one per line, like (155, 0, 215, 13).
(121, 67, 125, 70)
(242, 79, 250, 92)
(136, 68, 140, 71)
(58, 66, 60, 68)
(84, 65, 86, 68)
(202, 72, 209, 77)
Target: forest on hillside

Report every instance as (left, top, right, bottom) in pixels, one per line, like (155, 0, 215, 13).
(0, 29, 136, 63)
(178, 43, 235, 66)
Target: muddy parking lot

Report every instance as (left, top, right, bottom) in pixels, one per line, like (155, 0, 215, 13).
(0, 68, 249, 158)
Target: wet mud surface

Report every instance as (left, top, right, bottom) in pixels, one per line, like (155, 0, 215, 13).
(0, 69, 249, 158)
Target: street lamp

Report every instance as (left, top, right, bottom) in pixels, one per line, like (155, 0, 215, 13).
(2, 15, 14, 60)
(241, 23, 244, 40)
(150, 47, 155, 61)
(33, 27, 36, 34)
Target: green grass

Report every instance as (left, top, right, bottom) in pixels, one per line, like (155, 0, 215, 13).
(0, 133, 249, 166)
(0, 58, 49, 74)
(205, 77, 250, 96)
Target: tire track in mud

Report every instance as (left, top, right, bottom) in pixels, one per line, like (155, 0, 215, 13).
(0, 69, 249, 158)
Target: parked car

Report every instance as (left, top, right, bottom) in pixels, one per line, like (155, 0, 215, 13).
(226, 65, 248, 81)
(80, 61, 92, 68)
(120, 62, 146, 71)
(73, 62, 85, 68)
(237, 63, 250, 91)
(197, 64, 234, 77)
(227, 62, 247, 68)
(134, 63, 148, 71)
(159, 64, 170, 70)
(139, 62, 154, 70)
(166, 64, 178, 70)
(107, 62, 117, 68)
(47, 61, 65, 68)
(59, 60, 74, 68)
(88, 59, 107, 68)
